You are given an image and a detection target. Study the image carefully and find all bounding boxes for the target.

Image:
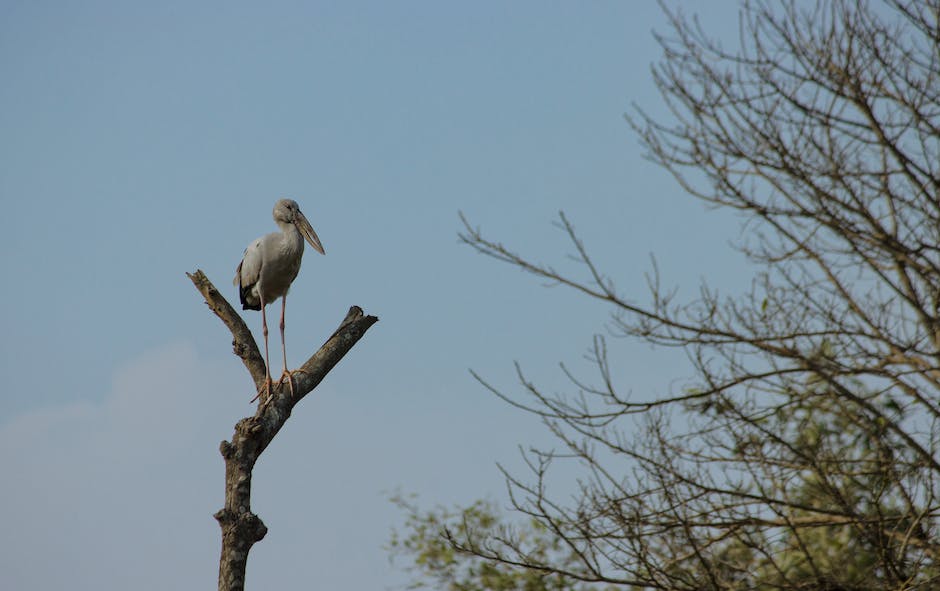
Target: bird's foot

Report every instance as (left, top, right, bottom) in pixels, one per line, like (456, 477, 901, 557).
(279, 369, 298, 397)
(250, 375, 274, 403)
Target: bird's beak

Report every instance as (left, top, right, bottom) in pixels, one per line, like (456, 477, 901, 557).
(296, 211, 325, 255)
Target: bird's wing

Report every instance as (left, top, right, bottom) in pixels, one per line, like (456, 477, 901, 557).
(235, 237, 265, 310)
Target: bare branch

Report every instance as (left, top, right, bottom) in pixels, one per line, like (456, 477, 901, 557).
(187, 270, 268, 392)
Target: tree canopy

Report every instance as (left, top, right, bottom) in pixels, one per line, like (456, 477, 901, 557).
(392, 1, 940, 589)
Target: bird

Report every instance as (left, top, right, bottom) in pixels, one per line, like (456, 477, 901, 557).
(234, 199, 325, 401)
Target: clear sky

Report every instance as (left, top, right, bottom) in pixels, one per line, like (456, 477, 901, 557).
(0, 2, 747, 589)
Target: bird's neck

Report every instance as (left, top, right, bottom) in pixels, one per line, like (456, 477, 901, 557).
(278, 221, 304, 251)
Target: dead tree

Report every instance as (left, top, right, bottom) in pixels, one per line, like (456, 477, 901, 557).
(187, 270, 378, 591)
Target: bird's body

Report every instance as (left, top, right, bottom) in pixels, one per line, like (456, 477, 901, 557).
(236, 223, 306, 311)
(235, 199, 325, 400)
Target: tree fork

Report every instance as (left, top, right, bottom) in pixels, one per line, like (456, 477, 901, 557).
(187, 270, 378, 591)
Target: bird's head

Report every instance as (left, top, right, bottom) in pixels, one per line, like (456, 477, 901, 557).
(273, 199, 325, 255)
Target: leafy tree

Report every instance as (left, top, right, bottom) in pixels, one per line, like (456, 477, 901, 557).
(393, 1, 940, 590)
(389, 495, 613, 591)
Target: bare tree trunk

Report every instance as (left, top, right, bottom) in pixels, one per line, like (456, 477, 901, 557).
(187, 270, 379, 591)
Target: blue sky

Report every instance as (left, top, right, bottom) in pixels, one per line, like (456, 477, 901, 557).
(0, 2, 747, 589)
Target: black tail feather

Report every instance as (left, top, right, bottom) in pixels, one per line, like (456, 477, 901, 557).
(239, 283, 261, 311)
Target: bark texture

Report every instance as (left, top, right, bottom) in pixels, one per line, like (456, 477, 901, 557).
(187, 270, 379, 591)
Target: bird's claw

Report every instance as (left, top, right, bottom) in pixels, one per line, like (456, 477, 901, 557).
(249, 371, 297, 404)
(250, 376, 274, 403)
(279, 370, 297, 397)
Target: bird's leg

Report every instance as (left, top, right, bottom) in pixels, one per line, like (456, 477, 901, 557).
(250, 295, 274, 403)
(278, 294, 297, 397)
